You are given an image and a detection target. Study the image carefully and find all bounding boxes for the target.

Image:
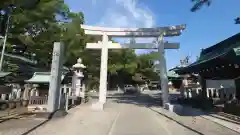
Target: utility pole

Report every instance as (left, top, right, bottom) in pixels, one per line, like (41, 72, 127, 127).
(0, 7, 12, 71)
(0, 0, 40, 72)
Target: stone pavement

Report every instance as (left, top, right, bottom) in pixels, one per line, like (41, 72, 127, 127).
(151, 107, 240, 135)
(19, 100, 199, 135)
(0, 107, 47, 135)
(203, 114, 240, 133)
(0, 116, 46, 135)
(106, 102, 199, 135)
(1, 91, 239, 135)
(176, 105, 240, 133)
(144, 90, 240, 135)
(0, 107, 27, 118)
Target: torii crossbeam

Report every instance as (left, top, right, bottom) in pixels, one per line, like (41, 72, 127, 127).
(86, 41, 180, 49)
(81, 24, 186, 110)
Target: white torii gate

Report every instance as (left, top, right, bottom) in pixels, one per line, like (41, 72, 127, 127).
(81, 24, 186, 110)
(86, 41, 180, 49)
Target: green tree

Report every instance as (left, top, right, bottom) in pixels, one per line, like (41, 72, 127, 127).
(60, 12, 102, 89)
(0, 0, 160, 90)
(108, 49, 138, 87)
(191, 0, 240, 24)
(190, 0, 211, 12)
(0, 0, 40, 9)
(6, 0, 72, 67)
(108, 49, 137, 75)
(135, 52, 159, 81)
(3, 61, 19, 73)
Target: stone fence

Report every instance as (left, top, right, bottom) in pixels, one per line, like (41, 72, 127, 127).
(183, 86, 237, 102)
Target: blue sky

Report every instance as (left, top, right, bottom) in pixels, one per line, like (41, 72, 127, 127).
(64, 0, 240, 69)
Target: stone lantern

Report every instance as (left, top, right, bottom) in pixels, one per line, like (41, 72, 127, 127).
(72, 58, 86, 98)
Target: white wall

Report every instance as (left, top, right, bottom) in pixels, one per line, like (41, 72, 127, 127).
(206, 79, 235, 89)
(206, 79, 236, 97)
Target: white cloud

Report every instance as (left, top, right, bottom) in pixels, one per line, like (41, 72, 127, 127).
(71, 0, 156, 53)
(96, 0, 156, 49)
(98, 0, 155, 28)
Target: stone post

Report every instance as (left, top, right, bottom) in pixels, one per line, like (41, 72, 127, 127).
(196, 88, 200, 95)
(216, 89, 219, 98)
(158, 35, 169, 105)
(117, 85, 121, 92)
(99, 33, 109, 104)
(30, 89, 35, 97)
(206, 88, 210, 98)
(211, 88, 214, 97)
(82, 83, 86, 98)
(1, 94, 6, 100)
(9, 93, 12, 100)
(16, 89, 21, 99)
(188, 89, 192, 98)
(75, 74, 81, 97)
(199, 76, 207, 99)
(47, 42, 64, 113)
(179, 83, 185, 98)
(184, 90, 188, 98)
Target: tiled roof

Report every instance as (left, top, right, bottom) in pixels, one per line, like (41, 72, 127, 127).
(176, 33, 240, 73)
(25, 72, 65, 83)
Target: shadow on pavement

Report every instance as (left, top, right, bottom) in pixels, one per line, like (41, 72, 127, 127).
(20, 119, 49, 135)
(0, 115, 22, 124)
(0, 109, 36, 124)
(149, 108, 204, 135)
(111, 92, 163, 108)
(109, 92, 205, 135)
(110, 92, 210, 117)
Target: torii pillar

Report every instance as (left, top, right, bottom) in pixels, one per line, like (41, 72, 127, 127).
(81, 25, 186, 110)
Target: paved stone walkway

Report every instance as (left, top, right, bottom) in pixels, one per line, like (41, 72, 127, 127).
(151, 107, 240, 135)
(20, 101, 199, 135)
(107, 102, 199, 135)
(1, 91, 239, 135)
(0, 117, 45, 135)
(145, 90, 240, 135)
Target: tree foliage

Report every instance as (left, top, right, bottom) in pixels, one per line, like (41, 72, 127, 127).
(191, 0, 239, 24)
(1, 0, 159, 89)
(190, 0, 211, 12)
